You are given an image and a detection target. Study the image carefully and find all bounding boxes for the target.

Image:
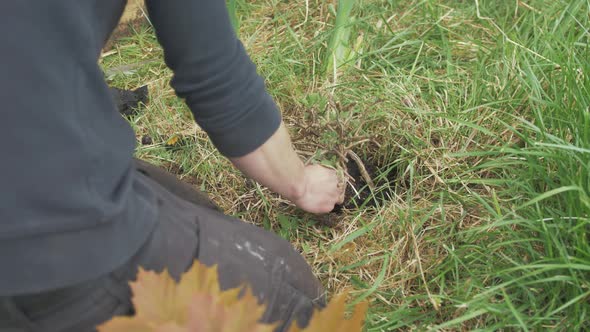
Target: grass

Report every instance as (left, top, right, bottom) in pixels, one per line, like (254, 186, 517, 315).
(101, 0, 589, 330)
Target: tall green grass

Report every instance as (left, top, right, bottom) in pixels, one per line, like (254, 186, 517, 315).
(227, 0, 240, 34)
(366, 0, 590, 330)
(234, 0, 590, 329)
(324, 0, 357, 76)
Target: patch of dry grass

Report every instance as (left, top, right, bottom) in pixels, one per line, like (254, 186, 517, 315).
(103, 0, 500, 322)
(103, 0, 590, 330)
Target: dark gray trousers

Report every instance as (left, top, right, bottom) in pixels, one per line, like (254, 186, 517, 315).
(0, 160, 325, 332)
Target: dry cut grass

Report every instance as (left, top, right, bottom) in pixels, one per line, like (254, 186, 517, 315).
(102, 0, 590, 330)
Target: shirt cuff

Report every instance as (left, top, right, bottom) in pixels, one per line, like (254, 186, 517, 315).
(204, 93, 282, 158)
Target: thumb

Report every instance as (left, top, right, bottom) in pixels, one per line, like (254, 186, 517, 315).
(336, 168, 346, 204)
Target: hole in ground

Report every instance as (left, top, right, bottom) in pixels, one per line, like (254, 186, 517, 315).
(316, 153, 398, 227)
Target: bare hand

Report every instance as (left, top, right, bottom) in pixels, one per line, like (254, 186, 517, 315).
(290, 164, 345, 214)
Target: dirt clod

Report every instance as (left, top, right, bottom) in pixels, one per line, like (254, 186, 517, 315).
(141, 135, 153, 145)
(110, 85, 148, 117)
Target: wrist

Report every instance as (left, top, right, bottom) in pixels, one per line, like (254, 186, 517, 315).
(286, 163, 307, 202)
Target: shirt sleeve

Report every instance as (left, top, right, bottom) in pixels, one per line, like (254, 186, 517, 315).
(144, 0, 282, 157)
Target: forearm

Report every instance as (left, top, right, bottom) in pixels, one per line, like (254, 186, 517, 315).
(145, 1, 343, 213)
(230, 122, 306, 202)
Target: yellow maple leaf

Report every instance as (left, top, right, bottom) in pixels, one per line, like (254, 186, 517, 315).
(175, 261, 242, 308)
(165, 134, 181, 146)
(97, 262, 274, 332)
(183, 289, 274, 332)
(288, 294, 368, 332)
(132, 268, 183, 323)
(98, 260, 368, 332)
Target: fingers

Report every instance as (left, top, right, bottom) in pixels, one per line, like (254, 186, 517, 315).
(294, 164, 348, 214)
(316, 168, 345, 212)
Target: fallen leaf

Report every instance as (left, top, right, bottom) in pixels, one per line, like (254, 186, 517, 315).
(98, 262, 274, 332)
(131, 268, 183, 323)
(98, 260, 368, 332)
(166, 135, 181, 146)
(175, 263, 241, 308)
(96, 317, 152, 332)
(288, 294, 368, 332)
(185, 289, 275, 332)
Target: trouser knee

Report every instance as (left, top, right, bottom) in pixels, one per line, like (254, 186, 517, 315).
(195, 206, 325, 330)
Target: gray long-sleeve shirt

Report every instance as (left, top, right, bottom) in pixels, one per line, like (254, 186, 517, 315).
(0, 0, 281, 295)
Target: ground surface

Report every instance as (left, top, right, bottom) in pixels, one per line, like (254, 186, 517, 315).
(101, 0, 589, 330)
